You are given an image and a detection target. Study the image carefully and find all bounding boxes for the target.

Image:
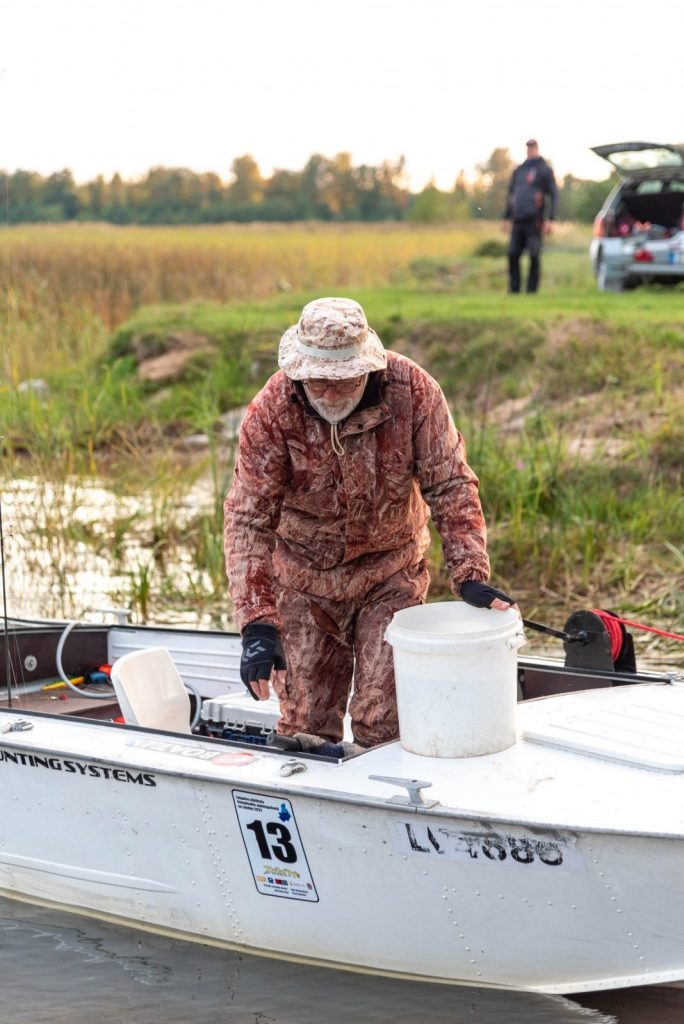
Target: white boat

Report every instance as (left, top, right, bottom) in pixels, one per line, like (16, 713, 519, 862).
(1, 607, 683, 995)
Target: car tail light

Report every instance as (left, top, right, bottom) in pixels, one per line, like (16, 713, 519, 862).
(593, 212, 618, 238)
(634, 249, 653, 263)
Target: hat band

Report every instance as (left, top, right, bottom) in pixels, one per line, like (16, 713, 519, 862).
(298, 340, 362, 361)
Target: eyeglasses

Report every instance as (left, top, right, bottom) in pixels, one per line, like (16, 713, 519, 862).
(304, 376, 366, 395)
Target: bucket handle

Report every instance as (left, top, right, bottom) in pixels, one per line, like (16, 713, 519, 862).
(508, 631, 527, 651)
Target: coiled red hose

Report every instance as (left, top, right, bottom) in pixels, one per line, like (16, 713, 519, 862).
(591, 608, 684, 662)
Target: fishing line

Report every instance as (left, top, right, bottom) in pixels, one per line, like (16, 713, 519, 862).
(0, 496, 13, 705)
(1, 68, 11, 694)
(1, 69, 15, 702)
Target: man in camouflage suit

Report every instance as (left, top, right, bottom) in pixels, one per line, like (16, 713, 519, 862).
(224, 297, 515, 748)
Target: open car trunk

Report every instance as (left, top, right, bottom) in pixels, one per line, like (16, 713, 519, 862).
(616, 183, 684, 234)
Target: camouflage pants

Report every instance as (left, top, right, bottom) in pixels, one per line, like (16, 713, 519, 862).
(274, 561, 430, 747)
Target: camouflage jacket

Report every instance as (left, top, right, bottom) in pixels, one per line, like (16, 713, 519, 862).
(224, 352, 490, 631)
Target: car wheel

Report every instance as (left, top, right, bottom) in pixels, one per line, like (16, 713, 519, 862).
(596, 255, 624, 293)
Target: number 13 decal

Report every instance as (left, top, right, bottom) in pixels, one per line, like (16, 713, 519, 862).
(246, 819, 298, 863)
(233, 791, 319, 901)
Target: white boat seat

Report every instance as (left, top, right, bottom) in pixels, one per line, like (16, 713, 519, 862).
(111, 646, 192, 734)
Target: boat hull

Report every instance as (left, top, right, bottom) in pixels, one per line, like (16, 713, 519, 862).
(2, 616, 683, 994)
(0, 723, 682, 994)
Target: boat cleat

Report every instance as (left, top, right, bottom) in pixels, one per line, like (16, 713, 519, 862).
(0, 719, 34, 733)
(368, 775, 438, 807)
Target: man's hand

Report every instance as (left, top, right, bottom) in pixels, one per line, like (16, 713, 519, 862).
(240, 623, 287, 701)
(544, 220, 553, 236)
(459, 580, 518, 612)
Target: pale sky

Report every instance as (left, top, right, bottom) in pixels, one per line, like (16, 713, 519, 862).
(3, 0, 684, 192)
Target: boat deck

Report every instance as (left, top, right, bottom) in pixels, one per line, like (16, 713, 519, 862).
(0, 686, 120, 720)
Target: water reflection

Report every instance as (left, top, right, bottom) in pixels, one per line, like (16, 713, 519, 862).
(1, 476, 234, 628)
(0, 897, 612, 1024)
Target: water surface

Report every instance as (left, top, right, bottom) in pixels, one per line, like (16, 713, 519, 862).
(0, 896, 618, 1024)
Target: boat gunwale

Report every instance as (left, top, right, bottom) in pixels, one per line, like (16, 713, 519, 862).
(3, 704, 684, 841)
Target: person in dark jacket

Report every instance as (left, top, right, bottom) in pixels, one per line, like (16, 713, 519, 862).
(224, 297, 517, 749)
(502, 140, 558, 293)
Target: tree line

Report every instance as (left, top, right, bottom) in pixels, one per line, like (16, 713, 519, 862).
(1, 149, 613, 225)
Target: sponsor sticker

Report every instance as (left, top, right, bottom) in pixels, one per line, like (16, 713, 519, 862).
(126, 736, 257, 766)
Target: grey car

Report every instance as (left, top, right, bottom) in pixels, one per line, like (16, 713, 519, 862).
(589, 141, 684, 292)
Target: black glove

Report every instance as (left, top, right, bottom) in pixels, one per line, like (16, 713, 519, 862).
(240, 623, 287, 700)
(459, 580, 516, 609)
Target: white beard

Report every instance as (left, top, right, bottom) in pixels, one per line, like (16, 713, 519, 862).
(303, 381, 367, 424)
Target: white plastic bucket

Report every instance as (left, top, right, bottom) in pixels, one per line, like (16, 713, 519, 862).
(385, 602, 526, 758)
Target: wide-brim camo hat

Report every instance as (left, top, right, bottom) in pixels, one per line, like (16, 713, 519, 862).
(278, 297, 387, 380)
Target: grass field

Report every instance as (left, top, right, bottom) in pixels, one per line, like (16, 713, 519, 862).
(1, 221, 683, 663)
